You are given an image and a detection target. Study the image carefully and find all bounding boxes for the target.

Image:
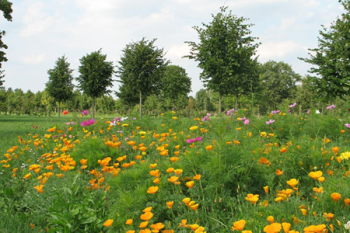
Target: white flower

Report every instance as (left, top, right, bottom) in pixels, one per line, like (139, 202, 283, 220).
(344, 221, 350, 230)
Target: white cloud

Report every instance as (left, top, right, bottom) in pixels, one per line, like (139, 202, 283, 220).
(257, 41, 304, 61)
(166, 43, 191, 61)
(280, 17, 296, 30)
(20, 53, 46, 64)
(306, 12, 315, 18)
(20, 2, 54, 37)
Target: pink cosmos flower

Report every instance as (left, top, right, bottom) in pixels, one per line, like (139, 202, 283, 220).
(266, 119, 275, 125)
(345, 123, 350, 128)
(289, 103, 296, 108)
(80, 119, 95, 126)
(244, 119, 249, 125)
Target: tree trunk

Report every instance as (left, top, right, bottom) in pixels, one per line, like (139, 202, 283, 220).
(58, 102, 60, 118)
(139, 90, 142, 118)
(92, 98, 95, 119)
(219, 92, 222, 114)
(235, 94, 238, 110)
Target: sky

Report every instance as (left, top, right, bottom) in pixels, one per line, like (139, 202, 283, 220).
(0, 0, 345, 97)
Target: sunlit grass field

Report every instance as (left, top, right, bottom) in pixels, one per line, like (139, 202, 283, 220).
(0, 110, 349, 233)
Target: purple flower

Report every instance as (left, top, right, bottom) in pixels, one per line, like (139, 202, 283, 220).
(80, 119, 95, 126)
(345, 123, 350, 128)
(307, 110, 310, 114)
(271, 110, 280, 115)
(240, 117, 247, 121)
(244, 119, 249, 125)
(81, 110, 89, 116)
(266, 119, 275, 125)
(289, 103, 297, 108)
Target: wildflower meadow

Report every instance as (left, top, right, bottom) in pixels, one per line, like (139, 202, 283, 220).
(0, 108, 350, 233)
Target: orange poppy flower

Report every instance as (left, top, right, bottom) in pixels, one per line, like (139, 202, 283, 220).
(276, 169, 283, 176)
(166, 201, 174, 209)
(103, 219, 113, 227)
(264, 186, 269, 194)
(331, 193, 341, 202)
(263, 223, 282, 233)
(147, 186, 159, 194)
(281, 223, 291, 233)
(344, 198, 350, 206)
(267, 216, 274, 223)
(245, 194, 259, 204)
(34, 185, 44, 193)
(186, 181, 194, 188)
(308, 171, 323, 180)
(140, 211, 153, 221)
(139, 221, 148, 228)
(125, 219, 133, 225)
(231, 220, 246, 231)
(286, 179, 298, 187)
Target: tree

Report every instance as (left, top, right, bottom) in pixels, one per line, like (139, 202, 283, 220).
(185, 6, 259, 113)
(77, 49, 114, 118)
(161, 65, 191, 110)
(46, 56, 74, 117)
(258, 61, 301, 111)
(0, 0, 13, 86)
(299, 0, 350, 103)
(116, 38, 169, 118)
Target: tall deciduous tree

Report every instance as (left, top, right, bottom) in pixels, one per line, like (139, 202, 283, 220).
(116, 38, 169, 117)
(77, 49, 114, 118)
(185, 6, 259, 113)
(299, 0, 350, 103)
(259, 61, 301, 110)
(161, 65, 191, 110)
(0, 0, 13, 86)
(46, 56, 74, 117)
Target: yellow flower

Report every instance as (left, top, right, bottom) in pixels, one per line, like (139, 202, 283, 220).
(189, 126, 198, 131)
(205, 145, 213, 151)
(172, 117, 177, 120)
(340, 151, 350, 160)
(260, 132, 267, 137)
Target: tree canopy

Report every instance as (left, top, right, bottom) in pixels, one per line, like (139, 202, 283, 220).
(77, 49, 114, 118)
(185, 6, 260, 113)
(0, 0, 13, 86)
(259, 61, 301, 110)
(116, 38, 169, 117)
(161, 65, 191, 109)
(46, 56, 74, 117)
(299, 0, 350, 102)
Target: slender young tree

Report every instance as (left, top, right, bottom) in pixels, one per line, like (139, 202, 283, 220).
(46, 56, 74, 117)
(116, 38, 169, 118)
(77, 49, 114, 118)
(185, 6, 259, 113)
